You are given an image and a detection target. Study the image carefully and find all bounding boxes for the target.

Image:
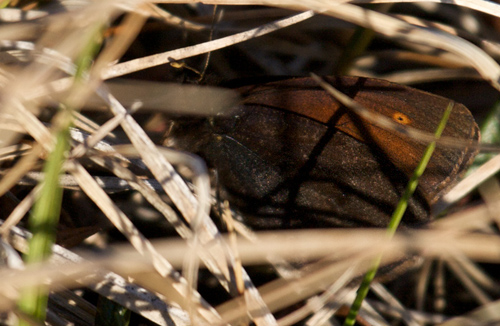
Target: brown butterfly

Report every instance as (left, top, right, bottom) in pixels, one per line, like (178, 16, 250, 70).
(168, 76, 479, 230)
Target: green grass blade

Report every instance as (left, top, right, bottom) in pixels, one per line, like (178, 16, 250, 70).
(334, 4, 392, 75)
(17, 26, 103, 325)
(17, 118, 71, 323)
(95, 296, 131, 326)
(467, 100, 500, 175)
(343, 102, 454, 326)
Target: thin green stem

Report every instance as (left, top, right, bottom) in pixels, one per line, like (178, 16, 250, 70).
(343, 102, 454, 326)
(334, 4, 392, 75)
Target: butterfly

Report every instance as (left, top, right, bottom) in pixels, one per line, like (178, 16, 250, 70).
(167, 76, 479, 230)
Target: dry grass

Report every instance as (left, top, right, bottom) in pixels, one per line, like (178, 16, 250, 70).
(0, 0, 499, 325)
